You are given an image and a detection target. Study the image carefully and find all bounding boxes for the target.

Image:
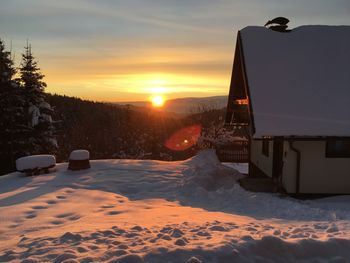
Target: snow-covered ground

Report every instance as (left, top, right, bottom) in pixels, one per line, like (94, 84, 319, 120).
(1, 150, 350, 263)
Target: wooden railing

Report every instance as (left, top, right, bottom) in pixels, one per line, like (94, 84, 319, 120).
(215, 141, 249, 163)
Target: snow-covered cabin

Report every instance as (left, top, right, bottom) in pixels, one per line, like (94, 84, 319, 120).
(225, 25, 350, 194)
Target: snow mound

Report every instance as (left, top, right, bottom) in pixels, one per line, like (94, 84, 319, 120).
(183, 149, 245, 191)
(16, 155, 56, 171)
(69, 150, 90, 160)
(184, 149, 222, 167)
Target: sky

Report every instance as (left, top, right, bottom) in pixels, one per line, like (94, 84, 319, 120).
(1, 0, 349, 102)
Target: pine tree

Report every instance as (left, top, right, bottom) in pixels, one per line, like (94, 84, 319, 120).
(0, 39, 28, 174)
(19, 42, 57, 155)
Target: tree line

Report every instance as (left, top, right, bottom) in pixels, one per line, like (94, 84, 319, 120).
(47, 94, 228, 166)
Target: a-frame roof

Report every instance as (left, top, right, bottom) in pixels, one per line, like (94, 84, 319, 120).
(239, 25, 350, 138)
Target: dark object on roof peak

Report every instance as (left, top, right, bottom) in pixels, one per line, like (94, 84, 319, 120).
(264, 17, 289, 26)
(264, 17, 291, 32)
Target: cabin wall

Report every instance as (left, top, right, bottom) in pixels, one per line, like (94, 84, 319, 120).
(250, 139, 273, 177)
(282, 141, 350, 194)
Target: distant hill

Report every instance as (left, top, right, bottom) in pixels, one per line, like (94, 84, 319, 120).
(114, 96, 228, 114)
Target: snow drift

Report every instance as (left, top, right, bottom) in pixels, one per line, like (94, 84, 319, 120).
(182, 149, 245, 191)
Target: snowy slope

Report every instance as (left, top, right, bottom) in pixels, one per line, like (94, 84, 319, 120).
(1, 150, 350, 262)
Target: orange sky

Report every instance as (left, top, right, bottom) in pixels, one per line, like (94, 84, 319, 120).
(1, 0, 349, 102)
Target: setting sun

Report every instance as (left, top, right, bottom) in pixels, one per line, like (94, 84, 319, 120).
(151, 95, 165, 108)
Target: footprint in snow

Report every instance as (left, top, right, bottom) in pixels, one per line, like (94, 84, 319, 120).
(60, 232, 82, 243)
(100, 230, 115, 237)
(174, 238, 188, 246)
(76, 246, 89, 253)
(88, 245, 99, 250)
(100, 205, 115, 209)
(160, 226, 173, 233)
(55, 213, 81, 221)
(118, 244, 129, 250)
(56, 213, 74, 219)
(170, 228, 184, 238)
(209, 225, 229, 232)
(125, 232, 140, 238)
(161, 234, 172, 240)
(24, 211, 37, 219)
(68, 215, 81, 221)
(25, 214, 37, 219)
(130, 225, 143, 231)
(107, 211, 122, 215)
(196, 231, 211, 237)
(31, 205, 48, 210)
(245, 227, 258, 232)
(46, 200, 57, 205)
(51, 220, 65, 225)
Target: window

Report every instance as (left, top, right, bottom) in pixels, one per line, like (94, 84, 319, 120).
(326, 139, 350, 158)
(262, 139, 269, 157)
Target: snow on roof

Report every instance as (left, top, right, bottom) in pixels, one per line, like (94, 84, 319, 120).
(240, 25, 350, 137)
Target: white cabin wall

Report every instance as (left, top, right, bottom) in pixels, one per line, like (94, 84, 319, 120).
(283, 141, 350, 194)
(250, 140, 273, 177)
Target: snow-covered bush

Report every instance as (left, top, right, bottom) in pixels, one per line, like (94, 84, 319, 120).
(68, 150, 91, 170)
(69, 149, 90, 160)
(16, 155, 56, 175)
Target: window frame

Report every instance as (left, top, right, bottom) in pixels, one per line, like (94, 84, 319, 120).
(325, 138, 350, 158)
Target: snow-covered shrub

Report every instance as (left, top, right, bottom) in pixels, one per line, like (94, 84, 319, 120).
(68, 150, 90, 170)
(69, 149, 90, 160)
(16, 155, 56, 175)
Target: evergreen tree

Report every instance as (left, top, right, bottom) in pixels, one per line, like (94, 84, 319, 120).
(19, 42, 57, 155)
(0, 39, 28, 174)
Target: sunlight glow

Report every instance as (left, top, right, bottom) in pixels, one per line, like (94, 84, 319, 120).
(151, 95, 165, 108)
(47, 73, 228, 102)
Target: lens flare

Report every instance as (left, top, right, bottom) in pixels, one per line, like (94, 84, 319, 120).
(165, 125, 202, 151)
